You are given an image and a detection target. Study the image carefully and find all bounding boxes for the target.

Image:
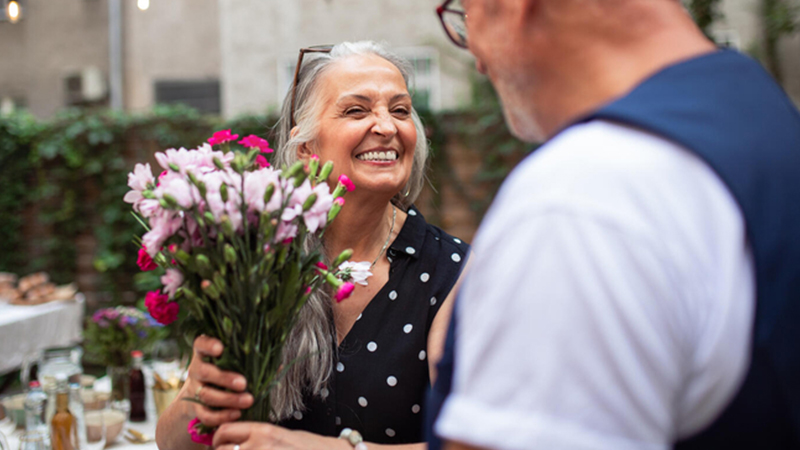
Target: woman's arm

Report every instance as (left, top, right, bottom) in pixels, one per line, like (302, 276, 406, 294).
(156, 336, 254, 450)
(427, 254, 472, 383)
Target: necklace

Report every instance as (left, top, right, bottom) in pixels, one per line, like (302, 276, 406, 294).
(371, 206, 396, 268)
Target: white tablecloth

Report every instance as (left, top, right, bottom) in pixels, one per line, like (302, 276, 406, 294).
(0, 295, 85, 375)
(3, 415, 159, 450)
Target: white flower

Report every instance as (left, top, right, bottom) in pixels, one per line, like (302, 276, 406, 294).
(337, 261, 373, 286)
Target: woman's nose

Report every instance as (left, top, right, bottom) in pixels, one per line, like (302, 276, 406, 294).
(371, 112, 397, 137)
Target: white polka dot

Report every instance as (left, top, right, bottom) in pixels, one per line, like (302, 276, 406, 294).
(356, 313, 362, 321)
(387, 376, 397, 387)
(320, 388, 329, 398)
(430, 297, 437, 306)
(408, 209, 417, 216)
(403, 324, 413, 334)
(293, 411, 303, 420)
(412, 404, 421, 414)
(367, 341, 378, 352)
(387, 256, 393, 263)
(406, 246, 416, 255)
(386, 428, 396, 437)
(454, 238, 462, 244)
(336, 416, 342, 425)
(420, 273, 430, 282)
(336, 362, 345, 372)
(419, 350, 427, 360)
(389, 290, 398, 301)
(358, 397, 368, 407)
(451, 253, 462, 263)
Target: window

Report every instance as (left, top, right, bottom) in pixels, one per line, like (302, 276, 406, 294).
(154, 80, 221, 114)
(276, 46, 442, 112)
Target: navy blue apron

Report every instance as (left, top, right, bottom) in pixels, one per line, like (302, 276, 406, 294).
(426, 50, 800, 449)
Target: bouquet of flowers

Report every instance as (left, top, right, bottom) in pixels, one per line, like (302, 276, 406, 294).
(83, 306, 162, 367)
(124, 130, 361, 429)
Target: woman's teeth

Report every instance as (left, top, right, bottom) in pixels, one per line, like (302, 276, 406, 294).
(357, 151, 398, 162)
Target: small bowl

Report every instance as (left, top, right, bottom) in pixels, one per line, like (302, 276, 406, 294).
(0, 394, 26, 428)
(85, 409, 127, 445)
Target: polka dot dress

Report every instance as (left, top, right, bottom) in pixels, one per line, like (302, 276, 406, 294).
(279, 206, 470, 444)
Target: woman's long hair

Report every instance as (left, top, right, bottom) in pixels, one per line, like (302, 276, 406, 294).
(269, 41, 430, 420)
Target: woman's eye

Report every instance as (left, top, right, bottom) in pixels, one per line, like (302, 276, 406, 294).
(345, 107, 367, 115)
(392, 108, 410, 116)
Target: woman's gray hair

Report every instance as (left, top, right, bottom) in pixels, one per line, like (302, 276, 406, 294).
(269, 41, 429, 421)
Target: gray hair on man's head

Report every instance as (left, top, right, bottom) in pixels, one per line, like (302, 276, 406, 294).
(275, 40, 429, 210)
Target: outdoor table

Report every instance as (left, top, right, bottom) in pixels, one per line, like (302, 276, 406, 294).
(3, 414, 158, 450)
(0, 295, 85, 375)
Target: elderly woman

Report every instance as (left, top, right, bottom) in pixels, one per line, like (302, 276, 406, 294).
(156, 41, 469, 450)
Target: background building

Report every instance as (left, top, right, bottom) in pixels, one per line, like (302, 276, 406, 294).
(0, 0, 798, 119)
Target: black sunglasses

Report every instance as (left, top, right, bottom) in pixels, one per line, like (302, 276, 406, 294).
(290, 45, 334, 129)
(436, 0, 468, 49)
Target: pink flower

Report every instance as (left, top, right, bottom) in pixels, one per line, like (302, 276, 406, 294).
(303, 182, 334, 233)
(187, 418, 215, 446)
(315, 262, 328, 271)
(142, 211, 183, 257)
(144, 291, 179, 325)
(238, 135, 273, 153)
(334, 197, 345, 206)
(274, 221, 298, 243)
(243, 169, 282, 214)
(207, 130, 239, 146)
(123, 163, 155, 209)
(168, 243, 178, 253)
(335, 282, 356, 303)
(338, 174, 355, 192)
(255, 154, 270, 168)
(161, 268, 184, 299)
(137, 246, 158, 271)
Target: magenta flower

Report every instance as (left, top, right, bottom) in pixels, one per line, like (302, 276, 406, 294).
(335, 282, 356, 303)
(338, 175, 355, 192)
(207, 130, 239, 146)
(238, 135, 273, 153)
(334, 197, 345, 206)
(255, 154, 270, 168)
(315, 262, 328, 271)
(187, 418, 215, 446)
(144, 291, 179, 325)
(137, 246, 159, 271)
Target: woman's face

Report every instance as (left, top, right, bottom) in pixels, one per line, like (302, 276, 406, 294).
(301, 54, 417, 198)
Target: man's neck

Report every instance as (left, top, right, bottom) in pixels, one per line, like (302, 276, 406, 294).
(534, 6, 717, 138)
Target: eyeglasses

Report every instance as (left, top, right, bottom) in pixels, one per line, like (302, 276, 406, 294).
(436, 0, 467, 49)
(290, 45, 334, 129)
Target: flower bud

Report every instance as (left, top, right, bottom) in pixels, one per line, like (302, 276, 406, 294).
(264, 184, 275, 204)
(159, 198, 171, 209)
(285, 161, 305, 179)
(302, 193, 318, 212)
(307, 155, 320, 180)
(142, 190, 156, 199)
(195, 254, 213, 278)
(213, 157, 226, 171)
(317, 161, 334, 183)
(325, 272, 343, 288)
(224, 244, 237, 265)
(213, 272, 226, 295)
(201, 279, 220, 300)
(332, 249, 353, 268)
(204, 211, 215, 224)
(162, 194, 179, 209)
(220, 183, 229, 203)
(175, 250, 191, 266)
(221, 216, 235, 238)
(168, 163, 181, 173)
(187, 171, 199, 186)
(335, 282, 356, 303)
(327, 197, 344, 222)
(332, 184, 346, 199)
(223, 317, 233, 335)
(293, 170, 308, 188)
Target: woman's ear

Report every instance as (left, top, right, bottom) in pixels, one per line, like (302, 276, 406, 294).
(296, 140, 314, 161)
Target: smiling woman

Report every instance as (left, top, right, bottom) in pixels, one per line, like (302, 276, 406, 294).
(155, 41, 470, 450)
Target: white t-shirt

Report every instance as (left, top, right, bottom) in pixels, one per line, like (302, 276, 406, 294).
(435, 120, 755, 450)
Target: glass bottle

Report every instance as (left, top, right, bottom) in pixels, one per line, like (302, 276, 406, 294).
(50, 383, 78, 450)
(24, 380, 50, 449)
(129, 350, 146, 422)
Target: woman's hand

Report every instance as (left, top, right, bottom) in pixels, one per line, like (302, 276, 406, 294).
(213, 422, 350, 450)
(187, 335, 254, 428)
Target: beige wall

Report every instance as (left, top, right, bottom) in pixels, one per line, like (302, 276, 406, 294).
(218, 0, 475, 118)
(0, 0, 109, 118)
(123, 0, 221, 113)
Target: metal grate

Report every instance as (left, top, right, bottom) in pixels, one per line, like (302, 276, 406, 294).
(154, 80, 221, 114)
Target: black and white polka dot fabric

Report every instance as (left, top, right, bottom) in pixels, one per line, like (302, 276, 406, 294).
(279, 205, 470, 444)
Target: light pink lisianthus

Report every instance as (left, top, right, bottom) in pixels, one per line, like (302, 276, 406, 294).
(187, 418, 215, 446)
(243, 169, 282, 214)
(160, 268, 184, 298)
(274, 221, 298, 243)
(302, 182, 334, 233)
(142, 211, 183, 257)
(123, 163, 155, 208)
(155, 172, 199, 209)
(337, 261, 373, 286)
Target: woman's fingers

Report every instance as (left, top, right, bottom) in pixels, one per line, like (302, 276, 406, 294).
(194, 335, 224, 357)
(189, 361, 248, 393)
(196, 407, 242, 428)
(196, 383, 254, 409)
(213, 422, 258, 447)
